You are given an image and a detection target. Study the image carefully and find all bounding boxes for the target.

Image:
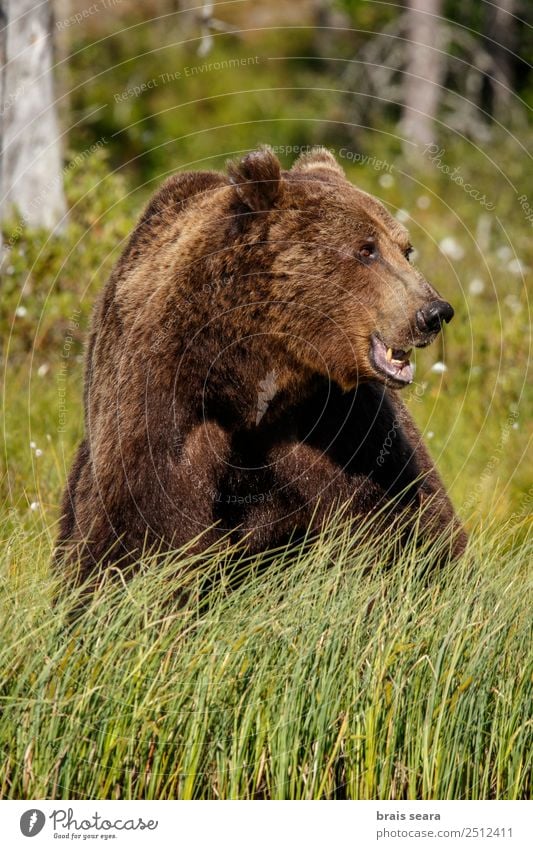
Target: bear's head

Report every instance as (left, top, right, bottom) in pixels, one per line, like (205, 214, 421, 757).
(225, 146, 455, 392)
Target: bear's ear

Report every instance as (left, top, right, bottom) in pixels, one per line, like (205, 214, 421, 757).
(227, 146, 282, 211)
(291, 147, 344, 178)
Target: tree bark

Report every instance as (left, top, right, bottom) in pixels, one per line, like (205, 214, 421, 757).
(400, 0, 446, 150)
(0, 1, 7, 249)
(485, 0, 515, 113)
(1, 0, 66, 231)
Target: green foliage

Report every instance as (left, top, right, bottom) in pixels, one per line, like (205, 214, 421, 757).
(0, 514, 530, 799)
(67, 25, 339, 184)
(1, 17, 531, 801)
(2, 132, 531, 522)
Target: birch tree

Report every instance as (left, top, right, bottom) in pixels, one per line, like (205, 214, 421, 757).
(400, 0, 446, 149)
(0, 0, 66, 234)
(0, 3, 6, 248)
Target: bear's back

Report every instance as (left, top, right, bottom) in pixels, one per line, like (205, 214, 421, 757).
(125, 170, 227, 265)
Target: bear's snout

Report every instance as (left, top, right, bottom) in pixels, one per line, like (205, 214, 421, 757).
(416, 299, 455, 334)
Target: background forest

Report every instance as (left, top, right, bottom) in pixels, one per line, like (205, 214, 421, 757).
(0, 0, 531, 800)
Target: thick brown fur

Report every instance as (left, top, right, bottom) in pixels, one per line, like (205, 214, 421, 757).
(57, 146, 467, 581)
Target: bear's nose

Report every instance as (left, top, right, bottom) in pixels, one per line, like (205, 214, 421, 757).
(416, 300, 454, 333)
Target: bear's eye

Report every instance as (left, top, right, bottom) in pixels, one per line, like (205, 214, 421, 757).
(358, 243, 376, 260)
(404, 245, 414, 261)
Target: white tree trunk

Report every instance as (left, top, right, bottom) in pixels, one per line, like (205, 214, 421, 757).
(486, 0, 514, 113)
(0, 2, 7, 249)
(400, 0, 446, 150)
(1, 0, 66, 231)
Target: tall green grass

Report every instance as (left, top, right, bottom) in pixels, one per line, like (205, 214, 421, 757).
(1, 514, 530, 800)
(1, 8, 531, 803)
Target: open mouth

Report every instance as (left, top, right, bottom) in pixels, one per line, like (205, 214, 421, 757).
(369, 334, 414, 386)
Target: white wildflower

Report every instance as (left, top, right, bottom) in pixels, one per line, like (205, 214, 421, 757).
(379, 173, 394, 188)
(468, 278, 485, 295)
(439, 237, 464, 260)
(496, 245, 512, 262)
(504, 294, 522, 314)
(507, 258, 526, 275)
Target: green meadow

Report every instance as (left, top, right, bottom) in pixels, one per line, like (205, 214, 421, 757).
(1, 18, 531, 799)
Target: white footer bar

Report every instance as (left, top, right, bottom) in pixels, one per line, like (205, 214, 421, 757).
(2, 800, 531, 849)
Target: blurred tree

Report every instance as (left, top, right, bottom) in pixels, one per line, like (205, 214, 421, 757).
(485, 0, 515, 114)
(0, 2, 6, 249)
(0, 0, 66, 235)
(338, 0, 526, 147)
(399, 0, 446, 148)
(193, 1, 238, 57)
(310, 0, 351, 55)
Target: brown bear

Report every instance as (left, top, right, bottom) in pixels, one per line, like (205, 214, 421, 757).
(57, 146, 466, 580)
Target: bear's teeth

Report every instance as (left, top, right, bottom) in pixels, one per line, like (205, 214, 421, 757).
(386, 346, 412, 366)
(390, 348, 412, 365)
